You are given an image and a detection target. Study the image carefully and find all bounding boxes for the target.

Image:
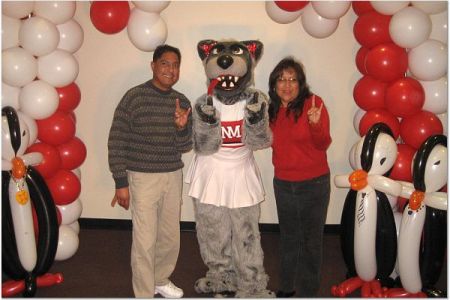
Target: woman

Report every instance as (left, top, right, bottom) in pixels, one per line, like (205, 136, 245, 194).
(268, 57, 332, 297)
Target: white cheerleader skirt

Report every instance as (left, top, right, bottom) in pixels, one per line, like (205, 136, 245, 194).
(185, 147, 265, 208)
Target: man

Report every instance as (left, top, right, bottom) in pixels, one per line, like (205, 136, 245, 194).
(108, 44, 192, 298)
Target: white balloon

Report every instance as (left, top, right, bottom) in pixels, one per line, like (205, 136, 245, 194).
(408, 39, 448, 81)
(132, 1, 170, 13)
(348, 141, 359, 170)
(2, 1, 34, 19)
(37, 49, 79, 88)
(429, 11, 448, 44)
(437, 112, 447, 136)
(127, 8, 167, 52)
(353, 108, 366, 135)
(17, 111, 38, 146)
(19, 80, 59, 120)
(386, 194, 398, 211)
(57, 198, 83, 225)
(2, 15, 21, 50)
(389, 7, 431, 49)
(411, 1, 447, 15)
(371, 1, 409, 15)
(67, 221, 80, 234)
(55, 225, 79, 261)
(2, 47, 38, 87)
(57, 19, 84, 53)
(2, 83, 20, 109)
(311, 1, 351, 19)
(19, 16, 60, 57)
(301, 4, 339, 39)
(33, 1, 76, 25)
(265, 1, 303, 24)
(420, 77, 448, 114)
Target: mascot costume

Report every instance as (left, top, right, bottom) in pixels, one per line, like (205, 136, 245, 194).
(185, 39, 273, 298)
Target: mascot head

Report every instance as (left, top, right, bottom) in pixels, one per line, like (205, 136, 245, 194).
(197, 39, 263, 102)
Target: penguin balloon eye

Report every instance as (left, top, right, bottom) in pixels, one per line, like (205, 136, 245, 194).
(380, 157, 386, 165)
(434, 160, 441, 166)
(22, 130, 26, 137)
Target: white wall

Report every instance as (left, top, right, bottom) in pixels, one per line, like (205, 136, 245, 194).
(74, 1, 359, 224)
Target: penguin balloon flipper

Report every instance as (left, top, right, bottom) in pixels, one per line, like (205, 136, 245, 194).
(375, 191, 397, 280)
(26, 166, 59, 275)
(420, 207, 447, 287)
(340, 189, 357, 277)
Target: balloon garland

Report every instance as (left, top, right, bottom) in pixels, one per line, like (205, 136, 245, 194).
(89, 1, 170, 52)
(2, 1, 86, 296)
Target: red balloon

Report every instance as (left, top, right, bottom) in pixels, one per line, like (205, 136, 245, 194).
(56, 82, 81, 113)
(355, 47, 369, 75)
(354, 11, 392, 49)
(26, 142, 61, 179)
(46, 169, 81, 205)
(90, 1, 130, 34)
(365, 43, 408, 83)
(275, 1, 309, 12)
(359, 108, 400, 139)
(400, 110, 443, 149)
(353, 75, 387, 111)
(352, 1, 374, 16)
(36, 111, 76, 146)
(57, 137, 87, 170)
(389, 143, 415, 182)
(385, 77, 425, 118)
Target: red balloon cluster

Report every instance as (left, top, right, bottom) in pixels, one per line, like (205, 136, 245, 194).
(351, 1, 444, 187)
(27, 81, 87, 207)
(90, 1, 130, 34)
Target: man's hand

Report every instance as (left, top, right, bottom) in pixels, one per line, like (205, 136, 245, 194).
(174, 98, 192, 130)
(111, 187, 130, 210)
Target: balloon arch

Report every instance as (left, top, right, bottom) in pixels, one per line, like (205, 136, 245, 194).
(1, 0, 447, 297)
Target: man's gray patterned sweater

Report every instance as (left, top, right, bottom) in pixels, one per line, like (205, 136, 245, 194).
(108, 80, 192, 189)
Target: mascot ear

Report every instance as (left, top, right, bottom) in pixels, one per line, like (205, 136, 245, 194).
(242, 40, 263, 62)
(197, 39, 217, 61)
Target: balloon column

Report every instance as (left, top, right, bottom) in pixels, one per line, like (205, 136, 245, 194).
(2, 1, 86, 295)
(90, 1, 169, 52)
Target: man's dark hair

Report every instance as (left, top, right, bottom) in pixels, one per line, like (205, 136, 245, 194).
(153, 44, 181, 62)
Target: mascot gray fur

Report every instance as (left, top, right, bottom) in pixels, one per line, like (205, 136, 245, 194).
(185, 39, 273, 298)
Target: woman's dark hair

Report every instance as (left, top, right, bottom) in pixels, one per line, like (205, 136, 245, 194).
(153, 44, 181, 62)
(268, 57, 311, 123)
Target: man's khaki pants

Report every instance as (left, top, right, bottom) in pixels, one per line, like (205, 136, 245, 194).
(129, 170, 182, 298)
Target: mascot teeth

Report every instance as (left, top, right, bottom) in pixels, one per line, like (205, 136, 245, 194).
(217, 75, 239, 90)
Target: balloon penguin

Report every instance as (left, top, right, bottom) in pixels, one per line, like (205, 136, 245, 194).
(2, 106, 62, 297)
(386, 135, 447, 298)
(332, 123, 401, 297)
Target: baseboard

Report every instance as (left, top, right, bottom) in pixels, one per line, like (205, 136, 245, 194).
(78, 218, 340, 234)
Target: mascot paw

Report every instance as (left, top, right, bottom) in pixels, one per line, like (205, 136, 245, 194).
(246, 93, 265, 124)
(196, 96, 217, 124)
(235, 289, 275, 298)
(195, 277, 236, 294)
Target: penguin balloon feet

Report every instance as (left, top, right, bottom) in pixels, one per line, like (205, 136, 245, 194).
(331, 277, 384, 297)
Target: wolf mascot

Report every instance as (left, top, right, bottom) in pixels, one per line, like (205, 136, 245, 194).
(185, 39, 273, 298)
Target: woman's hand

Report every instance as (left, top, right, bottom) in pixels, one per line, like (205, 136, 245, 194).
(307, 96, 323, 125)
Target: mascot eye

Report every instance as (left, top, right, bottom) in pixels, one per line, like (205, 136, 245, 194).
(434, 160, 441, 166)
(380, 157, 386, 165)
(231, 47, 243, 55)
